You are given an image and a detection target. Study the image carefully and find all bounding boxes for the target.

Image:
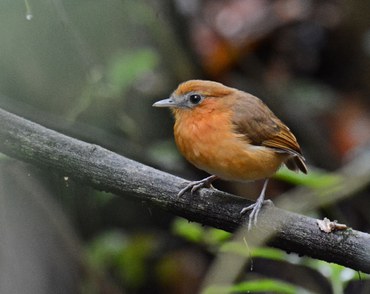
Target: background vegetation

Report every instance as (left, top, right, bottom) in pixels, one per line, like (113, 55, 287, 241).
(0, 0, 370, 293)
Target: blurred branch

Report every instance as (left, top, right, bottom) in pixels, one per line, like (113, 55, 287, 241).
(0, 107, 369, 274)
(0, 94, 146, 162)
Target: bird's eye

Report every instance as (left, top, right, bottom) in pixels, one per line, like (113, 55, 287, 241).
(189, 94, 202, 104)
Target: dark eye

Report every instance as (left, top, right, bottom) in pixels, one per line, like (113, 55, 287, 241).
(189, 94, 202, 104)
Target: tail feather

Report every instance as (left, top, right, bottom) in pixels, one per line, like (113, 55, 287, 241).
(285, 155, 307, 174)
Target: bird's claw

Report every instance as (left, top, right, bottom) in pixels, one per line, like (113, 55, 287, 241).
(240, 199, 273, 230)
(177, 175, 218, 197)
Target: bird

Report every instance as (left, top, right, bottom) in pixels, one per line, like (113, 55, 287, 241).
(153, 80, 307, 229)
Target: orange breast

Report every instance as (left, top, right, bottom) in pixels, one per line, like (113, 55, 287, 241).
(173, 101, 287, 181)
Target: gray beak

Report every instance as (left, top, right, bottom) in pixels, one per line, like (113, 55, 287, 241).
(152, 98, 176, 108)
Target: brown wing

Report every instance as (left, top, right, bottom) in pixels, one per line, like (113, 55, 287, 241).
(231, 92, 307, 174)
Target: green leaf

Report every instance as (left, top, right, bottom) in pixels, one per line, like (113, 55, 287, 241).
(220, 241, 287, 261)
(304, 259, 370, 294)
(171, 218, 204, 243)
(86, 231, 127, 269)
(171, 218, 231, 246)
(204, 228, 231, 246)
(219, 241, 251, 258)
(67, 48, 158, 120)
(250, 247, 287, 261)
(116, 234, 157, 288)
(275, 167, 342, 189)
(351, 271, 370, 281)
(220, 243, 287, 261)
(107, 48, 158, 96)
(203, 279, 312, 294)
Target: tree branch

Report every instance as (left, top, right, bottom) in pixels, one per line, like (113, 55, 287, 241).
(0, 107, 369, 273)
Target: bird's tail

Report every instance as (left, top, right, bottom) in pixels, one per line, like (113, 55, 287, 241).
(285, 155, 308, 174)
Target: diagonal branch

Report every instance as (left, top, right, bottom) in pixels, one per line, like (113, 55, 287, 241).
(0, 107, 369, 273)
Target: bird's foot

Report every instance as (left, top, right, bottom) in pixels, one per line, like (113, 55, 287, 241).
(239, 179, 272, 230)
(240, 199, 273, 230)
(178, 175, 218, 197)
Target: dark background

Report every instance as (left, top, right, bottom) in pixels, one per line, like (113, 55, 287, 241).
(0, 1, 369, 293)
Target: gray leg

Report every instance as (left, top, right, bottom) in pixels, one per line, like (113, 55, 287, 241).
(240, 179, 271, 230)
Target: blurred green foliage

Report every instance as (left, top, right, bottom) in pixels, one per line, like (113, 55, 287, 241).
(275, 167, 342, 189)
(87, 230, 159, 290)
(172, 219, 370, 294)
(204, 279, 309, 294)
(172, 217, 231, 247)
(220, 243, 287, 261)
(305, 260, 370, 294)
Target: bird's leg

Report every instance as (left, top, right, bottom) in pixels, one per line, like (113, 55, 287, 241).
(240, 179, 273, 230)
(178, 175, 218, 197)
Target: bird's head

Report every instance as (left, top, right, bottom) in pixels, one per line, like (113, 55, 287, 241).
(152, 80, 234, 113)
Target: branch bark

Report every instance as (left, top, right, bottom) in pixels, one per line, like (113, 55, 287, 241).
(0, 107, 369, 273)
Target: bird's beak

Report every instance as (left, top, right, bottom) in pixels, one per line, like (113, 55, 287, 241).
(152, 98, 176, 108)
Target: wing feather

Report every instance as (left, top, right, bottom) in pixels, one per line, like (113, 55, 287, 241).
(231, 91, 307, 174)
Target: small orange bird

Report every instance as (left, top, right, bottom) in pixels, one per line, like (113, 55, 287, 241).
(153, 80, 307, 229)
